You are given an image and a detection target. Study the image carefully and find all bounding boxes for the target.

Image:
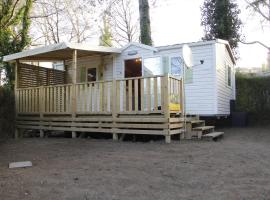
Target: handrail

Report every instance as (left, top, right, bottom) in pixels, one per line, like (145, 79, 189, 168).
(15, 75, 183, 115)
(16, 74, 182, 90)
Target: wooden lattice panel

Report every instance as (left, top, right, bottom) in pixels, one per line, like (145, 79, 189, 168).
(18, 63, 65, 88)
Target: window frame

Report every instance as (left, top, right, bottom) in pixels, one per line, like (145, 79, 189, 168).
(226, 64, 232, 88)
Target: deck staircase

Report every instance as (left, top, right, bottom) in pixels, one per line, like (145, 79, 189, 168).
(184, 116, 224, 141)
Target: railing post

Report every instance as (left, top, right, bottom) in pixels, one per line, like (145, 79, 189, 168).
(163, 74, 171, 143)
(112, 79, 118, 141)
(71, 84, 77, 138)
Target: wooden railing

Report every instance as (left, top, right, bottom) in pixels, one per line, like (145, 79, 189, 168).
(43, 84, 72, 113)
(75, 81, 113, 114)
(15, 75, 182, 115)
(16, 87, 40, 113)
(116, 75, 164, 114)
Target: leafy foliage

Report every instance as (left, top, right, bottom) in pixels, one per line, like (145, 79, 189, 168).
(139, 0, 152, 46)
(235, 75, 270, 124)
(0, 0, 33, 88)
(99, 15, 113, 47)
(201, 0, 242, 52)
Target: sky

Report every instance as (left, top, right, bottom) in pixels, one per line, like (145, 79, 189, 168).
(150, 0, 269, 69)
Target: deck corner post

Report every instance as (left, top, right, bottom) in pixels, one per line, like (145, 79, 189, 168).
(112, 79, 117, 140)
(163, 74, 171, 142)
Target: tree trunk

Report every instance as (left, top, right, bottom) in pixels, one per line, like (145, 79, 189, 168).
(139, 0, 152, 46)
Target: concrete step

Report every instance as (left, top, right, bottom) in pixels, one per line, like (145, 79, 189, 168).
(202, 132, 224, 140)
(192, 126, 215, 131)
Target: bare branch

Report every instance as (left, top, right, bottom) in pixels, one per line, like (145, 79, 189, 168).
(240, 40, 270, 50)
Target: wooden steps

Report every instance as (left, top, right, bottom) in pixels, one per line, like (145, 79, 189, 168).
(202, 132, 224, 141)
(184, 116, 224, 140)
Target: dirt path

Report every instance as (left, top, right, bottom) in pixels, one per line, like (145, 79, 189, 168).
(0, 127, 270, 200)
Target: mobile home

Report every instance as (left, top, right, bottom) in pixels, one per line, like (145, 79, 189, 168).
(3, 39, 235, 142)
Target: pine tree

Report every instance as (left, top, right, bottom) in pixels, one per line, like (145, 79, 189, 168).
(0, 0, 33, 88)
(201, 0, 242, 51)
(139, 0, 152, 46)
(99, 15, 113, 47)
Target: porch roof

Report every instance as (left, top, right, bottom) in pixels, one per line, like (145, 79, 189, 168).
(3, 42, 122, 62)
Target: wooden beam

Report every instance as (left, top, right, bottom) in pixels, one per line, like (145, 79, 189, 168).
(15, 60, 20, 89)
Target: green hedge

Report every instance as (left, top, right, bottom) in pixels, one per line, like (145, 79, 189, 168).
(236, 75, 270, 124)
(0, 87, 15, 139)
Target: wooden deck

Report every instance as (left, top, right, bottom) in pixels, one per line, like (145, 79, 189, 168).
(15, 75, 184, 143)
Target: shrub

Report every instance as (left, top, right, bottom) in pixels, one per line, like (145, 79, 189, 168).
(236, 75, 270, 124)
(0, 87, 15, 139)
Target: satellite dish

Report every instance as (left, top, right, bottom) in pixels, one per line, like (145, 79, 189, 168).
(182, 44, 193, 68)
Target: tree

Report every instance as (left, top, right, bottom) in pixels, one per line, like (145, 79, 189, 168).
(246, 0, 270, 22)
(99, 15, 113, 46)
(30, 0, 97, 45)
(201, 0, 242, 51)
(139, 0, 152, 45)
(0, 0, 33, 88)
(242, 0, 270, 69)
(106, 0, 139, 46)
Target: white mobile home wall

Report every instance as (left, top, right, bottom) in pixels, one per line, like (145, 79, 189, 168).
(157, 41, 235, 116)
(114, 40, 235, 117)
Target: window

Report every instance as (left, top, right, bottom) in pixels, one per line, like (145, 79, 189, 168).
(143, 57, 163, 76)
(170, 56, 193, 83)
(170, 57, 182, 76)
(227, 65, 232, 87)
(87, 68, 97, 82)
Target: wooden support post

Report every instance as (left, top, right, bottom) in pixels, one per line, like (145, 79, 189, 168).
(72, 131, 77, 138)
(15, 60, 19, 91)
(163, 74, 171, 143)
(71, 50, 77, 138)
(185, 122, 192, 139)
(112, 80, 117, 141)
(180, 131, 185, 140)
(165, 135, 171, 144)
(40, 130, 44, 138)
(113, 133, 118, 141)
(15, 128, 20, 139)
(72, 50, 78, 84)
(39, 86, 45, 138)
(15, 61, 19, 139)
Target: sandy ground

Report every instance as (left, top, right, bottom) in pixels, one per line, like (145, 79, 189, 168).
(1, 127, 270, 200)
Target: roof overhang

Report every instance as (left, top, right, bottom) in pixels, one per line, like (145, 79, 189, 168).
(3, 42, 122, 62)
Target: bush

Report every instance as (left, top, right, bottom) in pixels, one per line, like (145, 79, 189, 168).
(236, 75, 270, 124)
(0, 87, 15, 139)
